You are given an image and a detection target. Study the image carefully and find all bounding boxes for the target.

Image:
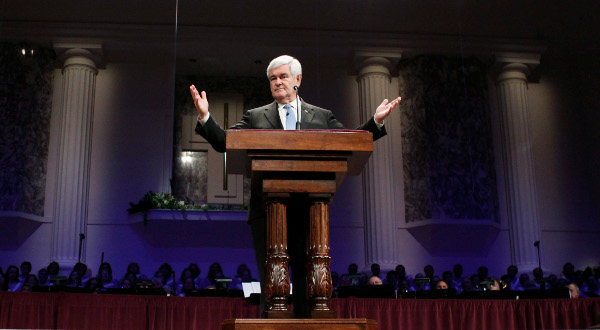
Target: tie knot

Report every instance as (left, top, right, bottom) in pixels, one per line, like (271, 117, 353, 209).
(283, 104, 292, 112)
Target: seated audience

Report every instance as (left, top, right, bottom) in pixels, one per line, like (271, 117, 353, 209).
(504, 265, 519, 290)
(384, 270, 398, 289)
(67, 270, 83, 287)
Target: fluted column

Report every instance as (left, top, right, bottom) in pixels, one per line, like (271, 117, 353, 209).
(495, 58, 541, 272)
(51, 44, 101, 271)
(356, 53, 401, 271)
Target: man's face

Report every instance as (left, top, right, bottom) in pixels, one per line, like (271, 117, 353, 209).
(434, 281, 448, 290)
(269, 64, 301, 104)
(567, 284, 579, 298)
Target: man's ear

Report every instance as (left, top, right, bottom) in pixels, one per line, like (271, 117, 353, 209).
(296, 73, 302, 87)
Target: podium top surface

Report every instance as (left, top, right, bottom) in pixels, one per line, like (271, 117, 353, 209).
(225, 130, 373, 176)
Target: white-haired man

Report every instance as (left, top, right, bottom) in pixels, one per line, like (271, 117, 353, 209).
(190, 55, 400, 318)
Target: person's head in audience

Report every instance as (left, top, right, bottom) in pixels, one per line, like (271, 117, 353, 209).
(158, 263, 173, 283)
(47, 261, 59, 276)
(74, 262, 88, 279)
(424, 265, 434, 279)
(434, 280, 448, 290)
(442, 271, 454, 288)
(348, 263, 358, 275)
(38, 268, 49, 285)
(563, 262, 575, 281)
(6, 266, 19, 284)
(67, 270, 82, 287)
(208, 262, 224, 280)
(507, 265, 518, 279)
(573, 270, 585, 289)
(26, 274, 38, 287)
(241, 269, 253, 282)
(519, 273, 535, 290)
(385, 271, 398, 288)
(180, 268, 194, 283)
(453, 264, 463, 279)
(395, 265, 407, 280)
(127, 262, 141, 276)
(20, 261, 32, 278)
(86, 277, 102, 292)
(547, 273, 559, 289)
(566, 282, 580, 298)
(98, 262, 113, 282)
(470, 274, 480, 290)
(188, 263, 201, 279)
(368, 276, 383, 285)
(154, 271, 166, 285)
(236, 264, 249, 278)
(477, 266, 488, 280)
(124, 271, 137, 286)
(370, 263, 381, 277)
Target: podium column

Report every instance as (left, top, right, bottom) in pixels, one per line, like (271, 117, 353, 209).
(264, 197, 292, 318)
(495, 57, 541, 272)
(51, 43, 102, 271)
(356, 53, 401, 271)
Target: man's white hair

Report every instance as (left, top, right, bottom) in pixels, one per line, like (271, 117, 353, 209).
(266, 55, 302, 78)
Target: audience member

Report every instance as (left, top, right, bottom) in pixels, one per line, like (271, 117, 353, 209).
(582, 274, 600, 297)
(368, 276, 383, 285)
(19, 261, 32, 283)
(47, 261, 60, 277)
(424, 265, 435, 281)
(6, 266, 22, 292)
(505, 265, 519, 290)
(67, 270, 83, 287)
(442, 271, 454, 290)
(566, 282, 580, 298)
(532, 267, 550, 290)
(98, 263, 117, 288)
(370, 263, 381, 278)
(25, 274, 39, 288)
(384, 270, 398, 289)
(206, 262, 228, 289)
(38, 268, 52, 286)
(434, 280, 448, 290)
(477, 266, 489, 281)
(562, 262, 575, 282)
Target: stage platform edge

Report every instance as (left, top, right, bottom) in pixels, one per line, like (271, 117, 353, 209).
(222, 318, 378, 330)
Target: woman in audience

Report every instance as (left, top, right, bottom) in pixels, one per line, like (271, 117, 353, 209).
(206, 262, 227, 289)
(38, 268, 52, 286)
(5, 266, 22, 292)
(19, 261, 32, 283)
(67, 270, 83, 287)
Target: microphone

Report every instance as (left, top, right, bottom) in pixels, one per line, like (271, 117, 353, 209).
(294, 86, 300, 129)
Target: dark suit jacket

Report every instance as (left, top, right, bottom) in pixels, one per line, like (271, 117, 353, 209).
(195, 100, 387, 221)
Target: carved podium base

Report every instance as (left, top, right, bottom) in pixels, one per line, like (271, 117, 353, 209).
(222, 318, 378, 330)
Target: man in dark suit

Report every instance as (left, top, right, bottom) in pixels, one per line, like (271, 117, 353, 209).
(190, 55, 400, 317)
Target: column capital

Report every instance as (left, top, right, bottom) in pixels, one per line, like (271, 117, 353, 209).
(353, 48, 403, 76)
(53, 41, 104, 69)
(493, 52, 541, 81)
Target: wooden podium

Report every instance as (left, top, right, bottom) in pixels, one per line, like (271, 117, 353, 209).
(225, 130, 373, 321)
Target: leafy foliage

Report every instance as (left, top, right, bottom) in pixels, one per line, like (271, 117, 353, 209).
(127, 191, 246, 214)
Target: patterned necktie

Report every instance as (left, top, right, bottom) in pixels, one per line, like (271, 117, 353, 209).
(284, 104, 296, 130)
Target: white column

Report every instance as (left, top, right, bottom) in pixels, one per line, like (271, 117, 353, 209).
(495, 58, 541, 272)
(356, 54, 401, 271)
(51, 44, 101, 271)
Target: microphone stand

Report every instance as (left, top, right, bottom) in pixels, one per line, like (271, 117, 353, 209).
(534, 241, 546, 290)
(78, 233, 86, 263)
(294, 86, 300, 129)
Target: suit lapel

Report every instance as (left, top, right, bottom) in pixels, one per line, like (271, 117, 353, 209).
(301, 102, 316, 129)
(262, 102, 283, 129)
